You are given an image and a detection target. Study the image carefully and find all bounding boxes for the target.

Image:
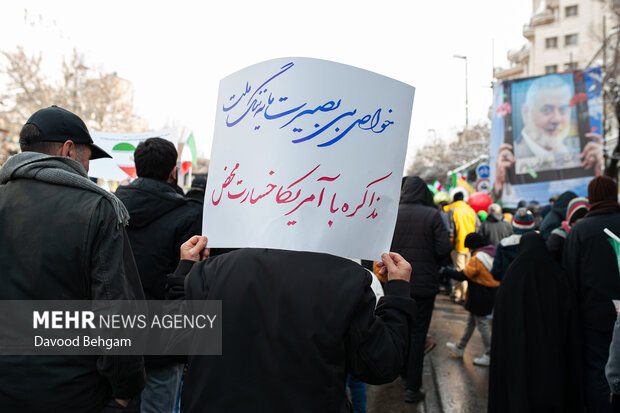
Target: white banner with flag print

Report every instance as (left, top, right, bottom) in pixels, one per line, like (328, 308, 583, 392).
(88, 129, 179, 181)
(203, 57, 415, 260)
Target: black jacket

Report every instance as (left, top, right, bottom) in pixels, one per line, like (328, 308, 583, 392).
(563, 208, 620, 332)
(117, 178, 202, 368)
(169, 248, 415, 413)
(391, 177, 451, 297)
(186, 189, 205, 205)
(0, 170, 145, 411)
(185, 189, 204, 228)
(491, 234, 523, 282)
(539, 191, 577, 239)
(116, 178, 202, 300)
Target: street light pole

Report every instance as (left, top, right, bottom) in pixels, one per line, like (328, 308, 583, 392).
(453, 54, 469, 129)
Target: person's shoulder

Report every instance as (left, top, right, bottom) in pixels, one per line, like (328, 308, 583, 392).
(37, 179, 107, 209)
(499, 234, 521, 247)
(405, 203, 440, 218)
(215, 248, 370, 284)
(572, 210, 620, 236)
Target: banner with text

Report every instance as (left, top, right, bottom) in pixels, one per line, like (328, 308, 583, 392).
(204, 58, 415, 260)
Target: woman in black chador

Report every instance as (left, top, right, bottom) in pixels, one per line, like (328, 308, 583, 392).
(488, 232, 583, 413)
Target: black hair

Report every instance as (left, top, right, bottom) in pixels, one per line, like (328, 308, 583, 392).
(134, 138, 177, 181)
(19, 124, 63, 154)
(453, 192, 464, 202)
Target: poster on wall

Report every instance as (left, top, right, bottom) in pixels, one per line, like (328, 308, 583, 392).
(203, 57, 415, 260)
(88, 129, 178, 181)
(489, 68, 602, 207)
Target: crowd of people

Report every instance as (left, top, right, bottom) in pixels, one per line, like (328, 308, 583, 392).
(0, 105, 619, 412)
(389, 173, 620, 412)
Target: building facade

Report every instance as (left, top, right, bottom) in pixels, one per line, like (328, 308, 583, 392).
(495, 0, 614, 80)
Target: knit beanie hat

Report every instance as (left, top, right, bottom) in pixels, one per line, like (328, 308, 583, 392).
(566, 197, 590, 225)
(588, 176, 616, 203)
(512, 208, 535, 234)
(464, 232, 486, 250)
(588, 176, 619, 212)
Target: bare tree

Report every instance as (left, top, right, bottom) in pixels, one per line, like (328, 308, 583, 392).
(406, 124, 490, 183)
(0, 48, 148, 139)
(593, 0, 620, 178)
(0, 46, 55, 133)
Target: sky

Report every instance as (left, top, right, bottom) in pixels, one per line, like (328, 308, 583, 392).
(0, 0, 533, 168)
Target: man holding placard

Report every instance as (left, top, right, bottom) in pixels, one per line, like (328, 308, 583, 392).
(168, 57, 417, 411)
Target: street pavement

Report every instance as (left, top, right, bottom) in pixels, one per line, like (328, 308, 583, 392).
(366, 294, 489, 413)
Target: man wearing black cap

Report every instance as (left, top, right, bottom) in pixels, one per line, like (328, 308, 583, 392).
(0, 106, 146, 412)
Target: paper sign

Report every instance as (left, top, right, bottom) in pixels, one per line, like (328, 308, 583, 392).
(88, 129, 178, 181)
(203, 58, 415, 260)
(613, 300, 620, 316)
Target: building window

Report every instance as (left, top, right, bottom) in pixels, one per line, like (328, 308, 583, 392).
(545, 65, 558, 74)
(565, 33, 578, 46)
(545, 37, 558, 48)
(564, 62, 578, 71)
(565, 5, 578, 17)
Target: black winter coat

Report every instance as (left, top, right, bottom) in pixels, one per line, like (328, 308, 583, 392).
(563, 208, 620, 332)
(491, 234, 522, 282)
(116, 178, 202, 368)
(391, 177, 451, 297)
(0, 160, 145, 412)
(170, 248, 415, 413)
(539, 191, 577, 239)
(116, 178, 202, 300)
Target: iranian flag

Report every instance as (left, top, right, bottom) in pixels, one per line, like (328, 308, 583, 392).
(180, 133, 197, 176)
(605, 228, 620, 274)
(112, 142, 137, 178)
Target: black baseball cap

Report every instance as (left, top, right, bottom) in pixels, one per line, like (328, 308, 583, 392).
(23, 105, 111, 160)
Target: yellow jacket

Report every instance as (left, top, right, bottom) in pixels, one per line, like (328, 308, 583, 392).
(444, 200, 478, 252)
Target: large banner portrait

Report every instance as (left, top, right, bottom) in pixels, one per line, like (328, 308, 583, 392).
(490, 68, 602, 207)
(88, 129, 179, 181)
(203, 58, 415, 260)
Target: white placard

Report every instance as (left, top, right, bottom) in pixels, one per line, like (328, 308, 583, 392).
(88, 129, 178, 181)
(204, 58, 414, 260)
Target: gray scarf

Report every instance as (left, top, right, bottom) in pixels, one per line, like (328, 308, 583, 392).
(0, 152, 129, 226)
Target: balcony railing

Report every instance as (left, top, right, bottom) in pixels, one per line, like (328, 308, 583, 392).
(493, 65, 525, 80)
(523, 24, 534, 39)
(530, 9, 555, 26)
(507, 47, 530, 64)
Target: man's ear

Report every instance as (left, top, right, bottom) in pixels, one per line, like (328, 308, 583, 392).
(58, 140, 76, 159)
(167, 166, 177, 183)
